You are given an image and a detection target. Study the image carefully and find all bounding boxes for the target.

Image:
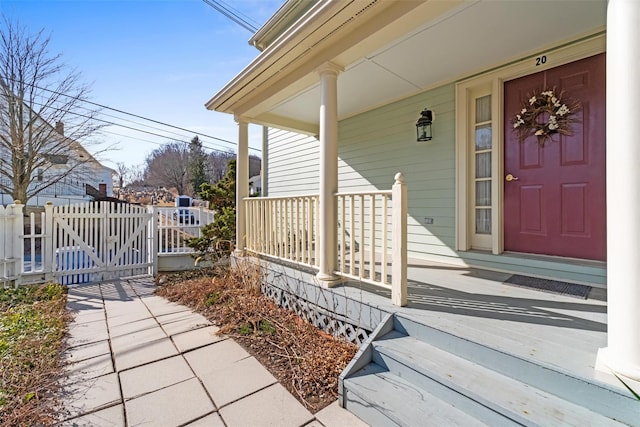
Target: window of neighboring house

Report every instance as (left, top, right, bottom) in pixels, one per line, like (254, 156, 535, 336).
(37, 169, 43, 182)
(45, 154, 69, 165)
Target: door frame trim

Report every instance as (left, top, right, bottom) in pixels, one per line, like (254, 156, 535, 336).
(455, 33, 605, 254)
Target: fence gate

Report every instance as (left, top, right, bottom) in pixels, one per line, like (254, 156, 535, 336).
(50, 202, 153, 285)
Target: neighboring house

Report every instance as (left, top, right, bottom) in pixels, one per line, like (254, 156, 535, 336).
(207, 0, 639, 408)
(248, 174, 261, 196)
(0, 121, 115, 206)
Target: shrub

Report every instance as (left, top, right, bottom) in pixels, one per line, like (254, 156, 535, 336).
(187, 159, 236, 263)
(0, 283, 69, 426)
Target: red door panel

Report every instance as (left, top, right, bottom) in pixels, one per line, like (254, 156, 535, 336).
(503, 53, 606, 261)
(519, 185, 545, 235)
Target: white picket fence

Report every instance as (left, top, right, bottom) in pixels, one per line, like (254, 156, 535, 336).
(0, 202, 214, 287)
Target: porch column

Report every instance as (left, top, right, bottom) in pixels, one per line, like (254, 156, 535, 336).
(598, 0, 640, 381)
(316, 62, 343, 286)
(235, 117, 249, 256)
(262, 126, 268, 196)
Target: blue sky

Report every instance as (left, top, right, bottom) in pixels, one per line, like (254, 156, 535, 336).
(0, 0, 284, 171)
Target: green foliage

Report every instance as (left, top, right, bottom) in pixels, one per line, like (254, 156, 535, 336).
(188, 159, 237, 261)
(0, 286, 35, 308)
(237, 320, 276, 336)
(0, 282, 65, 309)
(0, 282, 68, 424)
(259, 320, 276, 335)
(198, 159, 236, 210)
(188, 136, 208, 196)
(238, 323, 252, 336)
(205, 291, 220, 307)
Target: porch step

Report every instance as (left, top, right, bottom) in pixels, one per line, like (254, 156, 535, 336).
(340, 314, 637, 427)
(344, 363, 489, 427)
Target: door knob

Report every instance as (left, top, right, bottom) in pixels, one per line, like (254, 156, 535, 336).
(505, 174, 519, 182)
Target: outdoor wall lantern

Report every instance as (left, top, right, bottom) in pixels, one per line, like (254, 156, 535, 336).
(416, 108, 434, 142)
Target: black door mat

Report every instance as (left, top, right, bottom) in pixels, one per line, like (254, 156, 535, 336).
(504, 274, 592, 299)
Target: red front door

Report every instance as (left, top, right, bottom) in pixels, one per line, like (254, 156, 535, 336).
(503, 53, 606, 261)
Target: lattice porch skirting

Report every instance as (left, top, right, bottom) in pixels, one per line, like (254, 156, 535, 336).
(256, 259, 388, 346)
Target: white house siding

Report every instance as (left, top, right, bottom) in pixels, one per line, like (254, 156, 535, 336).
(266, 127, 320, 196)
(338, 84, 458, 262)
(0, 160, 114, 207)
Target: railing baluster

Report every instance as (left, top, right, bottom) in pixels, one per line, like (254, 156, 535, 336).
(349, 194, 355, 276)
(382, 194, 389, 285)
(358, 194, 364, 280)
(339, 195, 345, 274)
(308, 197, 314, 265)
(268, 199, 274, 256)
(301, 197, 307, 263)
(283, 199, 289, 258)
(253, 200, 258, 252)
(370, 195, 376, 281)
(294, 198, 298, 261)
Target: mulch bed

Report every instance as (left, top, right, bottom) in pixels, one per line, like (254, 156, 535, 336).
(155, 265, 358, 412)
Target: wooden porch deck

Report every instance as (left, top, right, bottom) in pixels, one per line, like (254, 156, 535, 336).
(336, 258, 612, 385)
(255, 255, 639, 423)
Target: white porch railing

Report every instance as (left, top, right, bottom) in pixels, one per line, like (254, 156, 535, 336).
(244, 173, 408, 305)
(336, 190, 392, 286)
(245, 195, 320, 266)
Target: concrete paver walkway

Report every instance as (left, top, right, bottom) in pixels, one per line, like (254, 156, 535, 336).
(58, 276, 367, 427)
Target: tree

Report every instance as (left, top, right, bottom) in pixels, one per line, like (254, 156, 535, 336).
(143, 141, 189, 195)
(188, 136, 208, 195)
(115, 161, 127, 188)
(204, 152, 260, 185)
(206, 151, 234, 183)
(199, 158, 235, 210)
(0, 16, 104, 204)
(187, 159, 236, 260)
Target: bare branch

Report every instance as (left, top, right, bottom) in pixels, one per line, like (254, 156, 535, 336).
(0, 15, 109, 203)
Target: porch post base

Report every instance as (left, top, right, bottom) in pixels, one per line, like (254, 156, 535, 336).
(316, 272, 342, 288)
(596, 347, 640, 382)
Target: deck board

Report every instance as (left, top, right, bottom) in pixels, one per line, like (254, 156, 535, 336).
(339, 259, 608, 381)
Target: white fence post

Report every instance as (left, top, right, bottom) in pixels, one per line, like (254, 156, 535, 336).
(43, 202, 55, 283)
(148, 205, 158, 276)
(10, 202, 24, 287)
(391, 173, 407, 306)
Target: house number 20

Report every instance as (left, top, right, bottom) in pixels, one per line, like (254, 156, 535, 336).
(536, 55, 547, 66)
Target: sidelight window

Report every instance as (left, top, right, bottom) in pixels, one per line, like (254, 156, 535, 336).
(474, 95, 492, 235)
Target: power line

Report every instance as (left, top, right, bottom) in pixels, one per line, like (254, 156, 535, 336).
(3, 77, 263, 154)
(28, 98, 253, 157)
(78, 95, 249, 150)
(4, 76, 262, 152)
(202, 0, 259, 33)
(26, 101, 238, 153)
(73, 103, 244, 154)
(217, 0, 261, 28)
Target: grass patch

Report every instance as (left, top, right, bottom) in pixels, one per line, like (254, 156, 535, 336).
(0, 283, 69, 426)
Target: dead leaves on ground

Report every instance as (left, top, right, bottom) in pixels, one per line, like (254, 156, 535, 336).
(156, 267, 357, 412)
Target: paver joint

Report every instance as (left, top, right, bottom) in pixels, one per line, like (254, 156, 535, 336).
(59, 276, 368, 427)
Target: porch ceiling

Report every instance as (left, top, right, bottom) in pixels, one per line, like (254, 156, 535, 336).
(207, 0, 606, 134)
